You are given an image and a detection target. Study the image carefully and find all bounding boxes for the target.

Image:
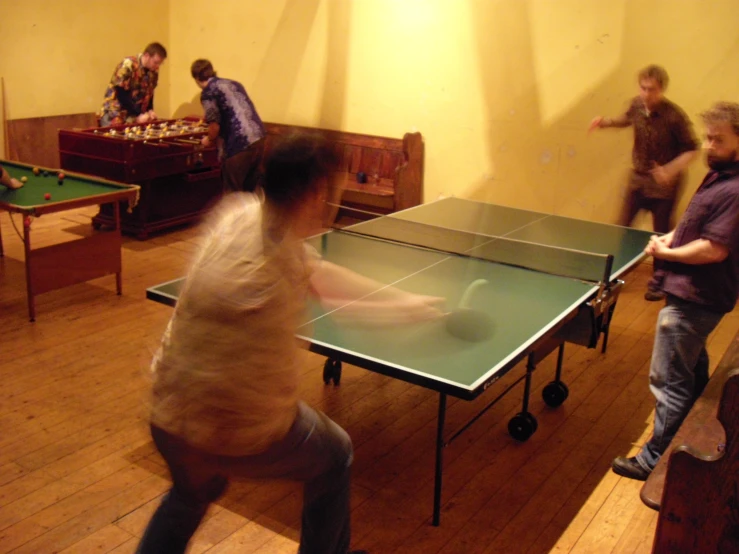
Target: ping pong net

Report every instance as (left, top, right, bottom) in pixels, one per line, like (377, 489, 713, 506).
(329, 207, 614, 285)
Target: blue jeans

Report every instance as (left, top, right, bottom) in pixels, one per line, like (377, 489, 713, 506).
(136, 402, 354, 554)
(636, 296, 724, 471)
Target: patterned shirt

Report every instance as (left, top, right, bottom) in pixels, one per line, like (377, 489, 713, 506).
(99, 55, 158, 125)
(623, 97, 699, 198)
(663, 162, 739, 313)
(200, 77, 265, 159)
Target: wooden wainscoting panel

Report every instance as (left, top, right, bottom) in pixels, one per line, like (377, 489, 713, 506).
(7, 113, 98, 167)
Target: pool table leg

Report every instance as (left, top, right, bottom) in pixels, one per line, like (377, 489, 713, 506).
(114, 200, 122, 295)
(23, 219, 35, 322)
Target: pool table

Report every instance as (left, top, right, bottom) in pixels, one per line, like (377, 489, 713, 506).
(0, 159, 140, 321)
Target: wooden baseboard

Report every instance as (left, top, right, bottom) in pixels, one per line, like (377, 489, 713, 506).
(7, 112, 98, 168)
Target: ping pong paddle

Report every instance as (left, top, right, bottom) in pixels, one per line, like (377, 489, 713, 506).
(446, 279, 494, 342)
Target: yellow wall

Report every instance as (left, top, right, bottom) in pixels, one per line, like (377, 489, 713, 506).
(0, 0, 170, 142)
(165, 0, 738, 225)
(2, 0, 738, 225)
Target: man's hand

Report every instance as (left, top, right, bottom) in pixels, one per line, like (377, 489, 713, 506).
(201, 136, 211, 147)
(645, 233, 727, 265)
(650, 162, 674, 187)
(645, 234, 671, 259)
(5, 177, 23, 190)
(396, 294, 447, 322)
(321, 293, 446, 326)
(588, 116, 605, 133)
(147, 110, 157, 121)
(136, 112, 151, 124)
(0, 166, 24, 190)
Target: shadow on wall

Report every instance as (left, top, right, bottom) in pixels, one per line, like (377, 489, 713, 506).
(469, 1, 732, 224)
(172, 93, 203, 119)
(252, 0, 322, 123)
(173, 0, 351, 135)
(468, 1, 631, 221)
(318, 0, 351, 131)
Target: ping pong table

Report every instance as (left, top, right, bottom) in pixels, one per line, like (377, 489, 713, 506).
(146, 197, 654, 525)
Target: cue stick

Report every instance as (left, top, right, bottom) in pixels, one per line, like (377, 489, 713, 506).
(1, 77, 9, 159)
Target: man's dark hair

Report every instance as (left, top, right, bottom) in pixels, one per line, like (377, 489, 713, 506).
(144, 42, 168, 59)
(191, 59, 217, 81)
(638, 64, 669, 90)
(263, 134, 339, 207)
(701, 101, 739, 136)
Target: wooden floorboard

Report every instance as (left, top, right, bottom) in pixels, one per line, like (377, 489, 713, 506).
(1, 207, 737, 553)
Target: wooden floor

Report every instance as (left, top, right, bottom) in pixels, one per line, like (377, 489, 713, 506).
(1, 207, 737, 554)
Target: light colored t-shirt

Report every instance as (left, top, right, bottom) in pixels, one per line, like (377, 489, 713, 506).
(150, 193, 316, 456)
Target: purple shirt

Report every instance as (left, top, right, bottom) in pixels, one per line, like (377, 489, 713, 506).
(200, 77, 265, 159)
(662, 162, 739, 313)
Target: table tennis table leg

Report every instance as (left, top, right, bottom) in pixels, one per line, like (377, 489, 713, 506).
(601, 303, 618, 353)
(555, 343, 565, 382)
(508, 353, 539, 441)
(542, 345, 570, 408)
(522, 353, 534, 414)
(599, 279, 624, 354)
(432, 392, 447, 526)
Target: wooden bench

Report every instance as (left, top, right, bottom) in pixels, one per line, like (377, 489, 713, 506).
(262, 122, 424, 224)
(641, 330, 739, 553)
(7, 114, 424, 231)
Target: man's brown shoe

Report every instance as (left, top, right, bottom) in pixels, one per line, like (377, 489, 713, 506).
(612, 456, 650, 481)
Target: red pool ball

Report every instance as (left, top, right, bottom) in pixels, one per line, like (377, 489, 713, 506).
(57, 172, 65, 181)
(44, 193, 51, 200)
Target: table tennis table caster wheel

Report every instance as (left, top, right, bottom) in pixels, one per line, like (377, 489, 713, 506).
(508, 412, 538, 442)
(542, 381, 569, 408)
(323, 358, 342, 385)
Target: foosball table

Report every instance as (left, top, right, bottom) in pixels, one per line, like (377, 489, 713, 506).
(59, 117, 222, 239)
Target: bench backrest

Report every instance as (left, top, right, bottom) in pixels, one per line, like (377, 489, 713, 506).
(651, 368, 739, 553)
(262, 122, 424, 217)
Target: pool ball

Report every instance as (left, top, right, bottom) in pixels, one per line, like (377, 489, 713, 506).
(44, 193, 51, 200)
(32, 167, 40, 175)
(42, 171, 49, 177)
(20, 176, 27, 183)
(57, 172, 65, 180)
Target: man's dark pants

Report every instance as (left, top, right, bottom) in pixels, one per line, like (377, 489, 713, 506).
(136, 402, 354, 554)
(221, 139, 265, 193)
(618, 175, 678, 293)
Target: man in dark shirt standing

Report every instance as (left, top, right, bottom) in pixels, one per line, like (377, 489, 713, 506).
(590, 65, 699, 301)
(99, 43, 167, 127)
(191, 59, 266, 193)
(612, 101, 739, 481)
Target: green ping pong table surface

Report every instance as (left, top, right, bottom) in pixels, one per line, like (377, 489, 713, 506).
(146, 196, 654, 525)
